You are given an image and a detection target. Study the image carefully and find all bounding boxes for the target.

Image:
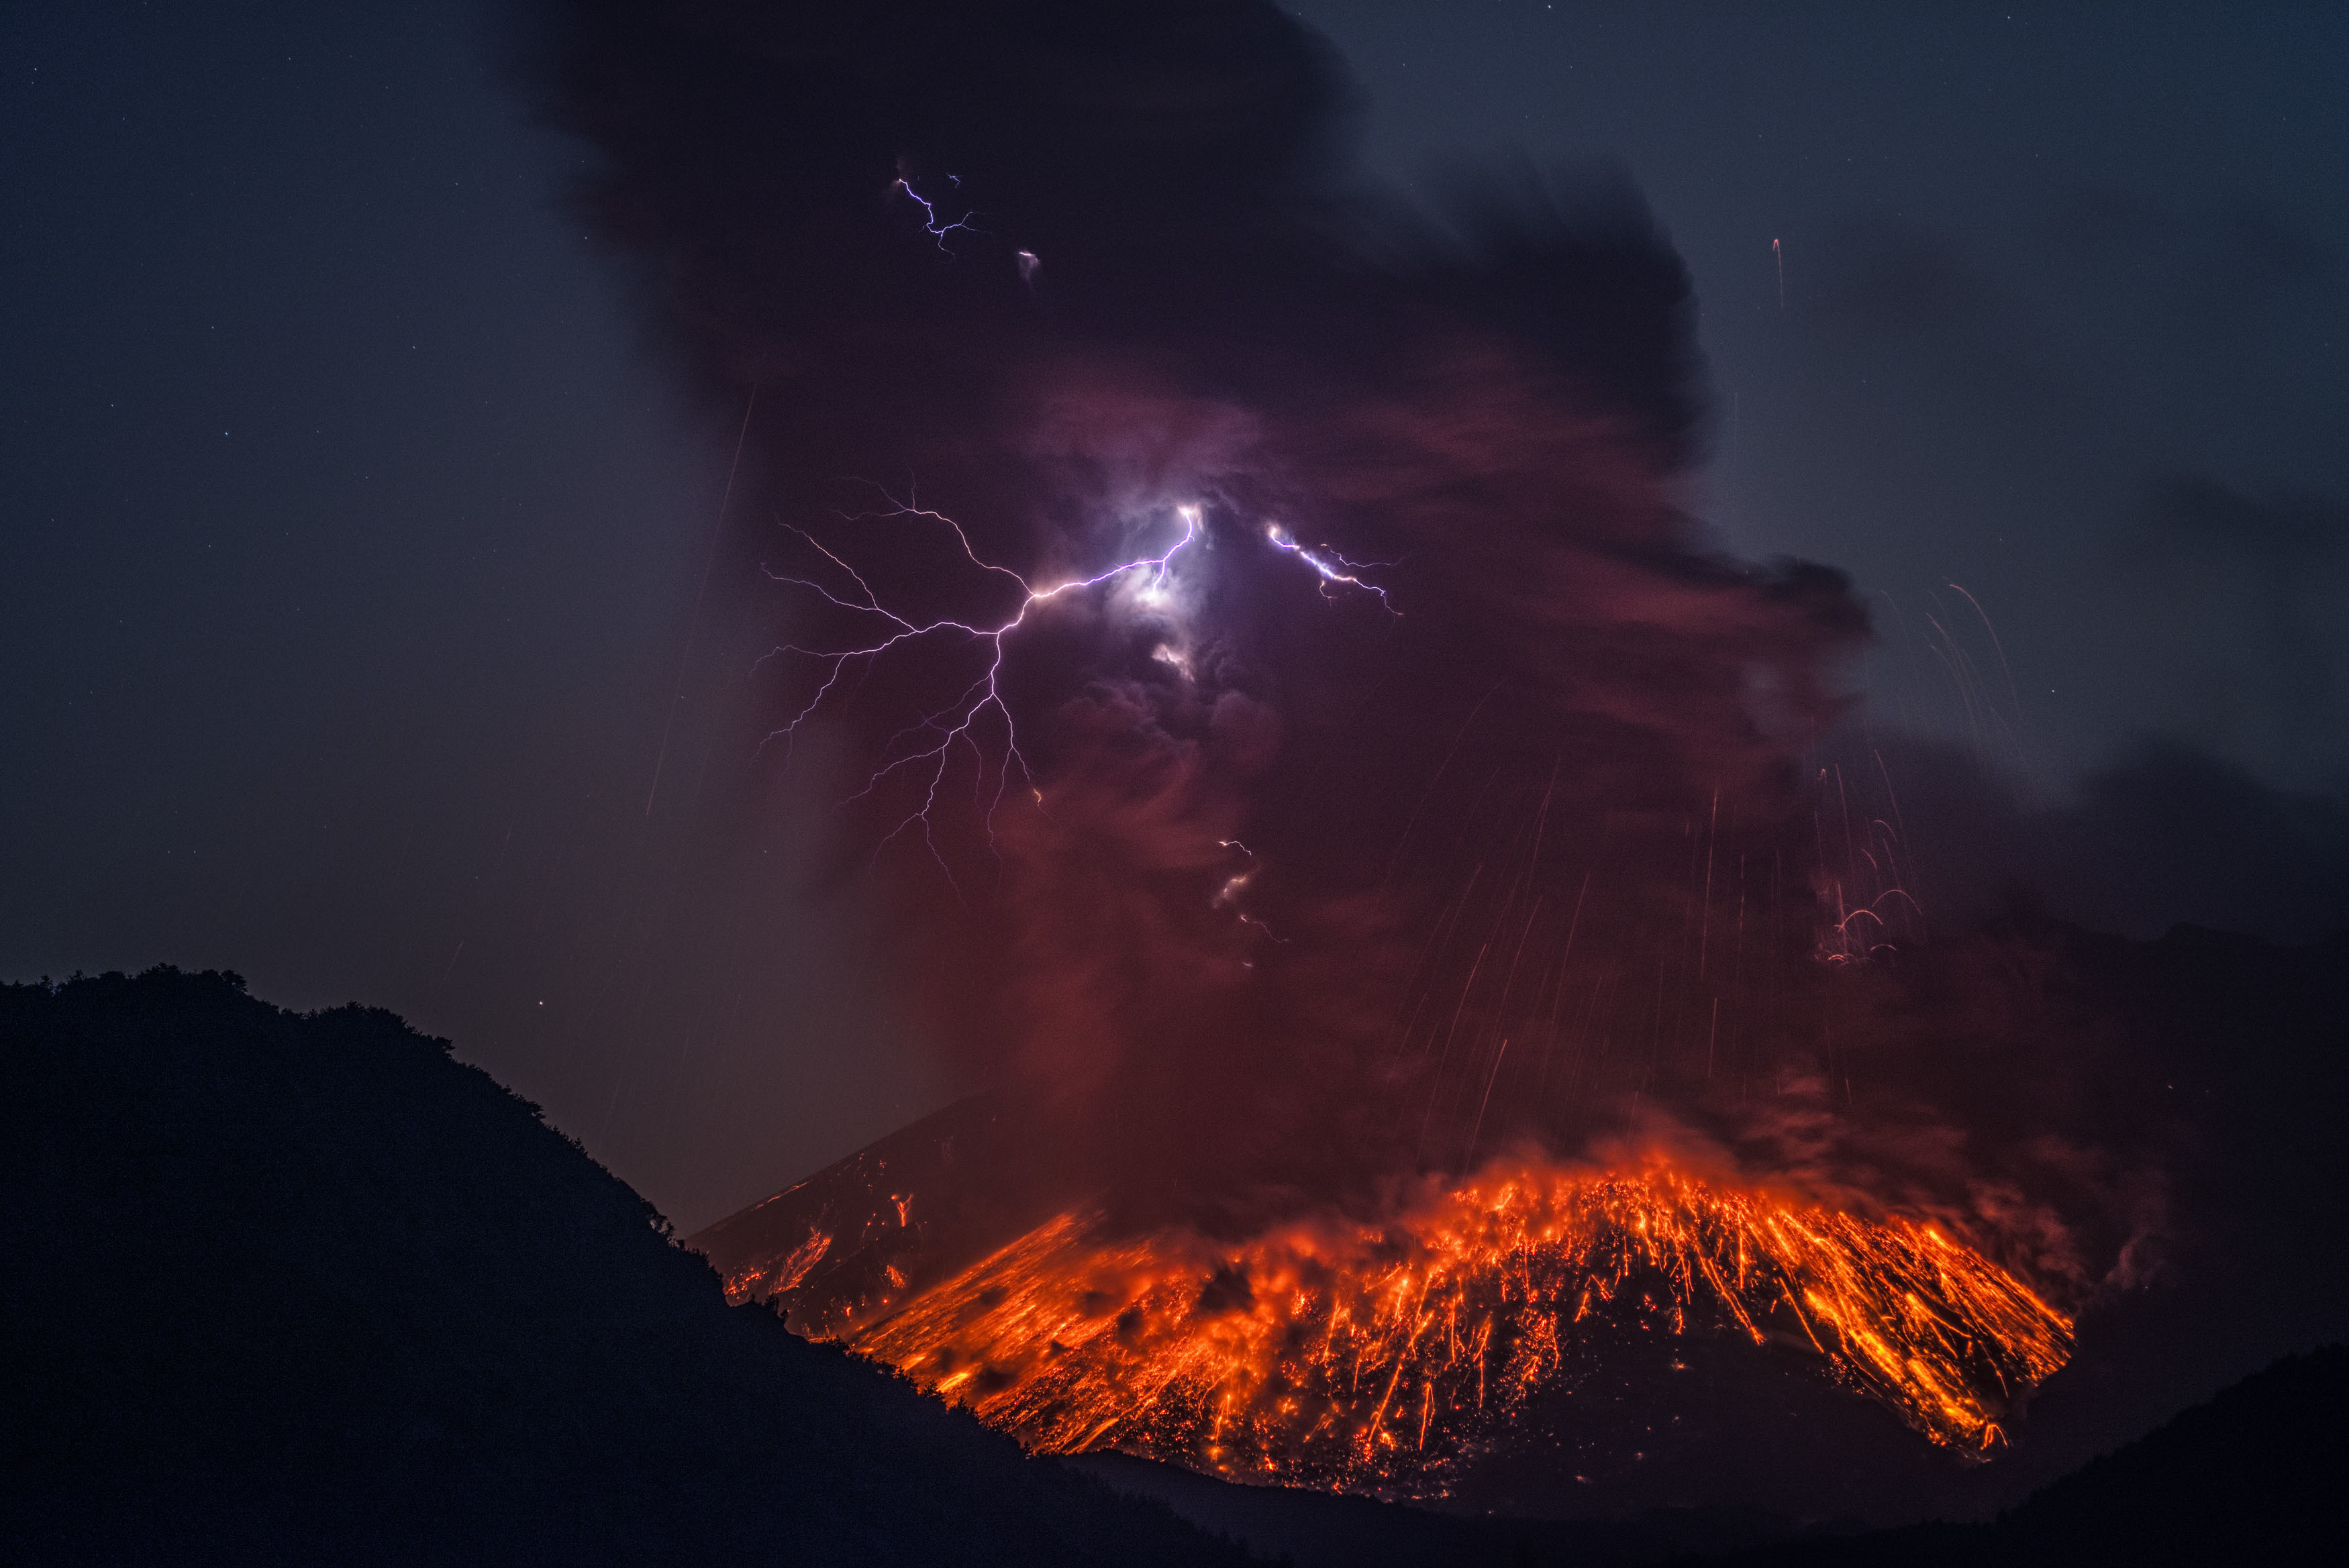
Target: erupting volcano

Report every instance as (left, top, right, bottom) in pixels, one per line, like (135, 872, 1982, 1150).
(709, 1149, 2069, 1496)
(543, 0, 2131, 1516)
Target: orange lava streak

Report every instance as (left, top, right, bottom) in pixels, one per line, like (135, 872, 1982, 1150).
(813, 1157, 2071, 1489)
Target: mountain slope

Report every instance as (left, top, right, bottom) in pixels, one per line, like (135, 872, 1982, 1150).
(0, 968, 1247, 1567)
(1705, 1342, 2349, 1567)
(1989, 1342, 2348, 1565)
(1058, 1345, 2349, 1567)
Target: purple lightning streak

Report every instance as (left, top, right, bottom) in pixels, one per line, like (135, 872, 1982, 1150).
(893, 174, 980, 251)
(762, 501, 1204, 883)
(762, 504, 1411, 890)
(1262, 525, 1399, 612)
(1213, 837, 1286, 947)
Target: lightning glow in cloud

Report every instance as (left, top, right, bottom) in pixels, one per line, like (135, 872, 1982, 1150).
(765, 502, 1203, 875)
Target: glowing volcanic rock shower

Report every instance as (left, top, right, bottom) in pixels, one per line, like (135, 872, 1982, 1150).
(538, 0, 2097, 1502)
(722, 1156, 2069, 1492)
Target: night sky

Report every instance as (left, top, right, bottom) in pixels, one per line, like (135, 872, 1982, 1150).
(6, 1, 2345, 1233)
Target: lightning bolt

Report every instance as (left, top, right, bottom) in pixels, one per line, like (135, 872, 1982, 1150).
(1262, 525, 1400, 613)
(764, 503, 1401, 888)
(1214, 838, 1286, 947)
(895, 174, 979, 251)
(764, 500, 1202, 881)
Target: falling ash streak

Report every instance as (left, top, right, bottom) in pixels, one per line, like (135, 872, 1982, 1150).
(1946, 581, 2024, 723)
(1465, 1037, 1510, 1162)
(1381, 682, 1505, 889)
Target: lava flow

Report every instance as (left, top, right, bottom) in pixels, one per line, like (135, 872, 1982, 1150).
(737, 1153, 2072, 1494)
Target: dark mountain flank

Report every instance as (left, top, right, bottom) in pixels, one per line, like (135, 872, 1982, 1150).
(1699, 1343, 2349, 1568)
(0, 968, 1244, 1567)
(1032, 1345, 2349, 1567)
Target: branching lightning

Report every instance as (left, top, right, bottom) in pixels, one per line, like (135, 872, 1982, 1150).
(894, 174, 980, 250)
(764, 500, 1201, 878)
(764, 502, 1401, 886)
(1264, 525, 1399, 613)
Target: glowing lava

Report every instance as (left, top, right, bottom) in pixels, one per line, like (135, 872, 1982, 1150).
(729, 1154, 2071, 1494)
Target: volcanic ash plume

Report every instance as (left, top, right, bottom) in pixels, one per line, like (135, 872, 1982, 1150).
(527, 0, 2115, 1502)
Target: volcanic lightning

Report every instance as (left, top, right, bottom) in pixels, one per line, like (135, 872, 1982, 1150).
(893, 172, 980, 250)
(764, 501, 1203, 861)
(1262, 525, 1399, 612)
(765, 501, 1395, 865)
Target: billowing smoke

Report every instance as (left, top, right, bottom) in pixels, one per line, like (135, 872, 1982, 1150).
(514, 0, 2148, 1295)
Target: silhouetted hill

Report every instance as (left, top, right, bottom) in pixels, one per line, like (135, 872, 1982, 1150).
(1066, 1450, 1805, 1567)
(0, 968, 1248, 1567)
(1059, 1346, 2349, 1567)
(1697, 1343, 2349, 1567)
(1994, 1343, 2348, 1564)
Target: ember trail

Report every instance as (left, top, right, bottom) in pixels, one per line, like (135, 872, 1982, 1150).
(728, 1155, 2072, 1493)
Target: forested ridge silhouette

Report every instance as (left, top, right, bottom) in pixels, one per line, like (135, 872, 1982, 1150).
(0, 967, 1246, 1566)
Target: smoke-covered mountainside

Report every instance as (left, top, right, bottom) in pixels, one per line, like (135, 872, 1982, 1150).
(0, 968, 1246, 1567)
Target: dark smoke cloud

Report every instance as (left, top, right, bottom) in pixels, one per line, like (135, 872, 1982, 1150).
(1826, 729, 2349, 946)
(513, 1, 2178, 1286)
(2121, 477, 2349, 770)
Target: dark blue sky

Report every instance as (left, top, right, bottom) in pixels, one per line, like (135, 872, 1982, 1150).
(5, 1, 2344, 1229)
